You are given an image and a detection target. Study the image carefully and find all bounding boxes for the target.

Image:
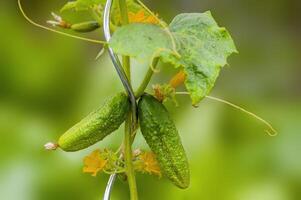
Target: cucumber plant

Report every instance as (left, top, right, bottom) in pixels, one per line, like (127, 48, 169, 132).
(18, 0, 277, 199)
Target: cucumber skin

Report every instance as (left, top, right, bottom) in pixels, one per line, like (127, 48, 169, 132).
(58, 93, 130, 152)
(138, 94, 190, 189)
(71, 21, 100, 32)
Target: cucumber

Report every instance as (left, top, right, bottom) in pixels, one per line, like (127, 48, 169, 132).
(58, 92, 130, 152)
(71, 21, 100, 32)
(138, 94, 190, 189)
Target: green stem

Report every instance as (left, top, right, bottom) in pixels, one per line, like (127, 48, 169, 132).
(119, 0, 131, 81)
(123, 56, 131, 81)
(135, 58, 159, 98)
(119, 1, 138, 200)
(124, 114, 138, 200)
(118, 0, 129, 25)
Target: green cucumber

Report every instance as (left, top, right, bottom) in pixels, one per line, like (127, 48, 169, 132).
(138, 94, 190, 189)
(71, 21, 100, 32)
(58, 92, 130, 152)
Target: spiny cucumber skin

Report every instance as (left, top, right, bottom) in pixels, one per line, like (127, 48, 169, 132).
(138, 94, 190, 189)
(58, 93, 130, 152)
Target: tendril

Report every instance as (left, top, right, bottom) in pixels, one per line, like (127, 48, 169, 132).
(176, 92, 278, 136)
(17, 0, 106, 45)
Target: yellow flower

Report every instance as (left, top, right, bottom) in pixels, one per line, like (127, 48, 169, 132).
(128, 10, 159, 25)
(83, 149, 107, 176)
(138, 151, 161, 177)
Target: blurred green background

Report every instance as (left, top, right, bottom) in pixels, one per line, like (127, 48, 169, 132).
(0, 0, 300, 199)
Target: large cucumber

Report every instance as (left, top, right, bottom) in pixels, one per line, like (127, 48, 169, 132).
(138, 94, 190, 189)
(58, 93, 130, 152)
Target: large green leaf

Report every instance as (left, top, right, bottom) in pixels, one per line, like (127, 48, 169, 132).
(109, 12, 237, 105)
(170, 12, 237, 105)
(109, 23, 178, 63)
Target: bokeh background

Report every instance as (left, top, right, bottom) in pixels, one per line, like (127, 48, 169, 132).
(0, 0, 300, 199)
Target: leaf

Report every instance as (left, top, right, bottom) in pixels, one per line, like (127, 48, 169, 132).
(83, 149, 107, 176)
(60, 0, 147, 27)
(109, 23, 177, 63)
(109, 11, 237, 105)
(170, 12, 237, 104)
(61, 0, 105, 12)
(60, 0, 141, 14)
(60, 2, 77, 12)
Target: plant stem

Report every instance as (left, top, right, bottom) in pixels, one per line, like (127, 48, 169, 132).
(124, 114, 138, 200)
(118, 0, 129, 24)
(135, 58, 159, 98)
(118, 0, 131, 81)
(123, 57, 131, 81)
(119, 1, 138, 200)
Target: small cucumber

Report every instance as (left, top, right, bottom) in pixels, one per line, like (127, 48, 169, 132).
(138, 94, 190, 189)
(58, 93, 130, 152)
(71, 21, 100, 32)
